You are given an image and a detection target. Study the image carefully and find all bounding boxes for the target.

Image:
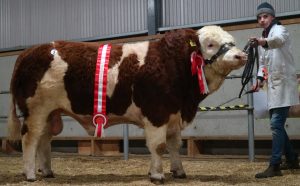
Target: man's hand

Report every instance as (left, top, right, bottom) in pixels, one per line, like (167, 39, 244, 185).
(249, 37, 267, 47)
(252, 79, 265, 92)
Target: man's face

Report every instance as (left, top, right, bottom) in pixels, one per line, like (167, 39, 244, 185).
(257, 13, 275, 29)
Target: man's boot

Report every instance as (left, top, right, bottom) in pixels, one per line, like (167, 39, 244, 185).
(280, 156, 300, 170)
(255, 164, 282, 178)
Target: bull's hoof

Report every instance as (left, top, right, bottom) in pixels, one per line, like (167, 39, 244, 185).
(22, 172, 37, 182)
(40, 170, 55, 178)
(170, 170, 187, 179)
(26, 178, 37, 182)
(172, 173, 186, 179)
(150, 177, 165, 184)
(149, 172, 165, 184)
(38, 168, 55, 178)
(43, 173, 55, 178)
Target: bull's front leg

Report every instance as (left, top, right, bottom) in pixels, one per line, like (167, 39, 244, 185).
(166, 130, 186, 178)
(144, 122, 168, 184)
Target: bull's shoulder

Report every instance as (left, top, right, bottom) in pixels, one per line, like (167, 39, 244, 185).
(158, 28, 199, 60)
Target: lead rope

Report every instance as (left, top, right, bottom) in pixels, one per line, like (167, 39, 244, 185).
(238, 40, 259, 98)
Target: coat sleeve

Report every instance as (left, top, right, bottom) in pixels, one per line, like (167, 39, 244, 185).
(265, 25, 289, 49)
(256, 47, 266, 81)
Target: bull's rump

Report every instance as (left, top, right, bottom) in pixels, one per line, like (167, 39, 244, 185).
(11, 41, 99, 117)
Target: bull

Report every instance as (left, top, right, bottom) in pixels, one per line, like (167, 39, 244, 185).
(8, 25, 247, 183)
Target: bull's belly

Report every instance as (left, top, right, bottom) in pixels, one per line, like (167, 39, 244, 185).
(106, 102, 145, 128)
(62, 101, 145, 135)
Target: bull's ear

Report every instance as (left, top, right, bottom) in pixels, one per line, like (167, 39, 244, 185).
(189, 40, 197, 47)
(183, 29, 201, 49)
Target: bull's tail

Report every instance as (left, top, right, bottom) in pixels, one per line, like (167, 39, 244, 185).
(7, 95, 22, 141)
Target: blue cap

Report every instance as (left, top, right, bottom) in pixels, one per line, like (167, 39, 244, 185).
(256, 2, 275, 17)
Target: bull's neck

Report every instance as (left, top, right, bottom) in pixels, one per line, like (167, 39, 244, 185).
(204, 63, 231, 93)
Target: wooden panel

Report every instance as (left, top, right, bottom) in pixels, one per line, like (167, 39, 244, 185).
(187, 138, 202, 157)
(76, 139, 121, 156)
(93, 140, 120, 156)
(78, 140, 92, 156)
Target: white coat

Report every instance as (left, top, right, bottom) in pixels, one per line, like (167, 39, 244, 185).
(257, 24, 299, 110)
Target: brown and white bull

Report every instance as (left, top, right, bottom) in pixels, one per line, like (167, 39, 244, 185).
(8, 25, 247, 183)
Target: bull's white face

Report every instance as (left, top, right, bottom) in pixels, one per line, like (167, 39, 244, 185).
(197, 25, 247, 70)
(221, 46, 247, 69)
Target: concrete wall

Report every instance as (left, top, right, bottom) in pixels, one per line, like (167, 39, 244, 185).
(1, 23, 300, 138)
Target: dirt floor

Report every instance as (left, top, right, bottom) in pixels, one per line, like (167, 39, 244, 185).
(0, 153, 300, 186)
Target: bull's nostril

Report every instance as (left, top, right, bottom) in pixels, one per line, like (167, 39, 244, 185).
(235, 55, 241, 59)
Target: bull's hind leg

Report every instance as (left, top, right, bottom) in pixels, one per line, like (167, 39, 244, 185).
(144, 122, 168, 184)
(37, 131, 54, 178)
(166, 130, 186, 178)
(22, 112, 49, 181)
(37, 110, 61, 178)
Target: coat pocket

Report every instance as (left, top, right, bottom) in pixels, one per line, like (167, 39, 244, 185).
(270, 72, 284, 87)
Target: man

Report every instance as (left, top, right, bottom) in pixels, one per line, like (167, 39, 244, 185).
(251, 2, 300, 178)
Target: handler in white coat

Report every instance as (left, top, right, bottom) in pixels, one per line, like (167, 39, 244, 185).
(251, 2, 300, 179)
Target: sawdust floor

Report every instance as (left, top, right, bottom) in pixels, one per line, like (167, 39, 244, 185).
(0, 153, 300, 186)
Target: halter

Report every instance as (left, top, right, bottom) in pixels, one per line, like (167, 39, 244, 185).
(204, 42, 235, 64)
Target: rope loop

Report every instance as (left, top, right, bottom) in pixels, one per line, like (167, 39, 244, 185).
(238, 40, 259, 98)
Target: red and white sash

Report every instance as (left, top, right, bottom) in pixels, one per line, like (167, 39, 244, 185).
(93, 44, 111, 137)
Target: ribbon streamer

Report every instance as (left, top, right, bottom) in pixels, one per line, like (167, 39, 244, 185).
(93, 44, 111, 137)
(191, 52, 209, 94)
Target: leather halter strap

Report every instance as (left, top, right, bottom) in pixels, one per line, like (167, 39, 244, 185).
(204, 42, 235, 64)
